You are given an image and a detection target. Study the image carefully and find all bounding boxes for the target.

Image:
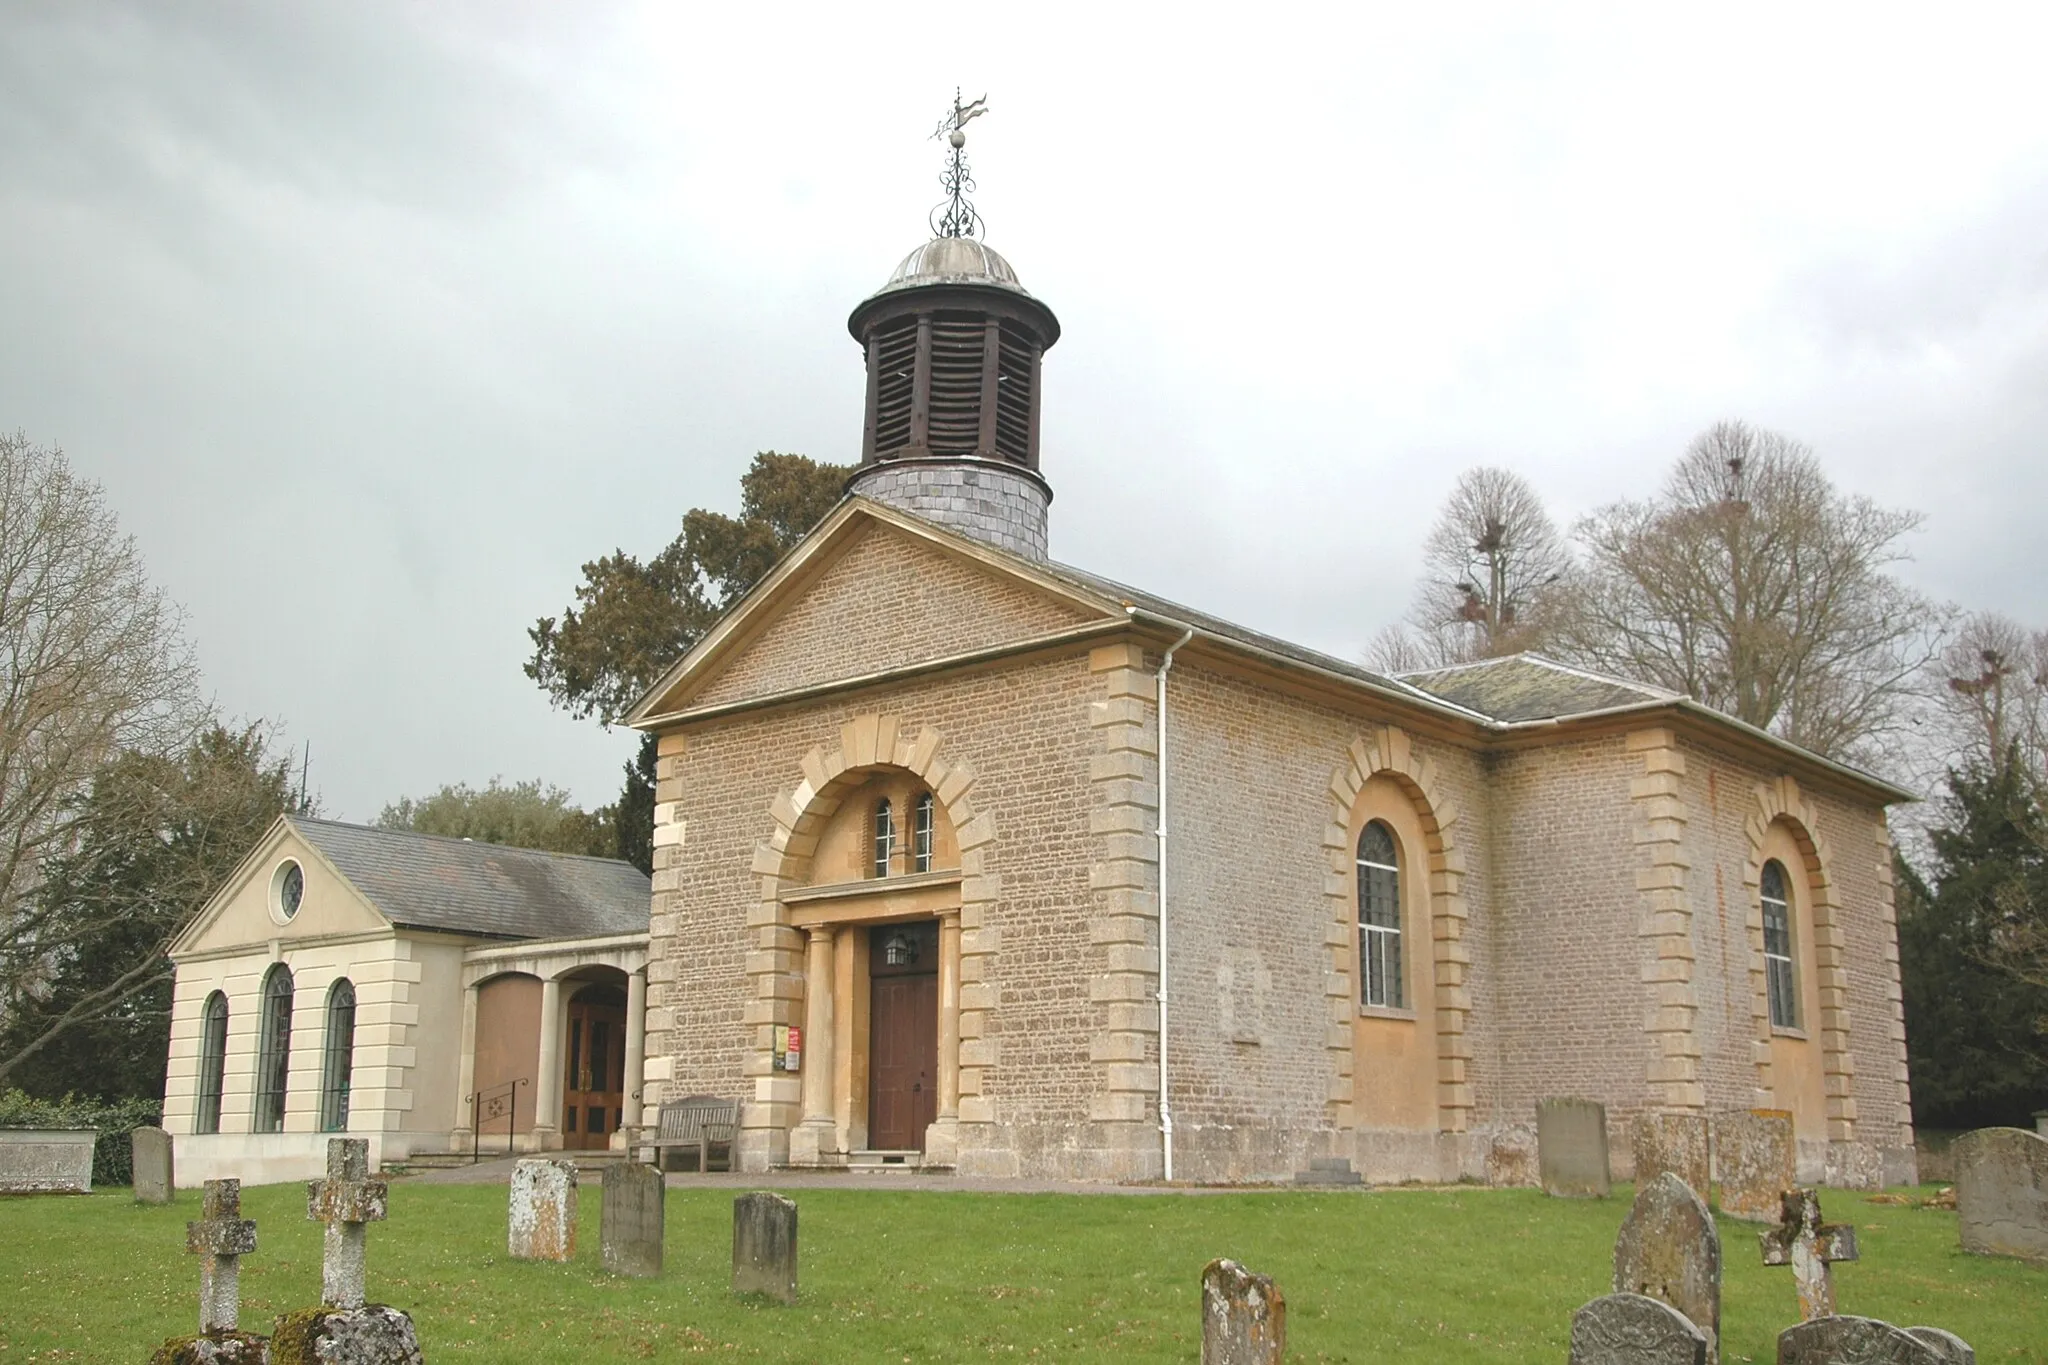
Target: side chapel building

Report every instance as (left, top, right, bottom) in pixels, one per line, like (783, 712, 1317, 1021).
(163, 216, 1919, 1190)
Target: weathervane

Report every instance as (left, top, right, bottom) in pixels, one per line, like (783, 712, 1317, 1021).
(929, 89, 988, 239)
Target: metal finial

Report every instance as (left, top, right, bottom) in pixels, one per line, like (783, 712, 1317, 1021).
(929, 89, 988, 239)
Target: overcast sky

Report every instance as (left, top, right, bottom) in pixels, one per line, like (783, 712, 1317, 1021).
(4, 3, 2045, 822)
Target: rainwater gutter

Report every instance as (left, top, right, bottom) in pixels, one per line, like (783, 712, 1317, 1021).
(1151, 622, 1196, 1183)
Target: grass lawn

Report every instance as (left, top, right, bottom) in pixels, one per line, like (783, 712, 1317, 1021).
(1, 1181, 2042, 1363)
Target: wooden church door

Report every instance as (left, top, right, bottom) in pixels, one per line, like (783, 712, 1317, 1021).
(562, 984, 627, 1150)
(867, 922, 938, 1151)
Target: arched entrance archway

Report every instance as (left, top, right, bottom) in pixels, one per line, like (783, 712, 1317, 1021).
(560, 974, 630, 1150)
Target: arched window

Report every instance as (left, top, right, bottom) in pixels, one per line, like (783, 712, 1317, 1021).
(1761, 859, 1799, 1029)
(912, 791, 935, 874)
(320, 978, 356, 1132)
(872, 798, 895, 878)
(195, 992, 228, 1135)
(1357, 821, 1404, 1009)
(253, 964, 294, 1133)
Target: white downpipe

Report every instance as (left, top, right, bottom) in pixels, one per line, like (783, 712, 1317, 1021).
(1154, 626, 1195, 1183)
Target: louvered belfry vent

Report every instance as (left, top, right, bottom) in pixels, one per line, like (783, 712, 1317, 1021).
(847, 236, 1062, 559)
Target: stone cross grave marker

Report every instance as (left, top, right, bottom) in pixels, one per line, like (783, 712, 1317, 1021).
(1569, 1292, 1707, 1365)
(732, 1191, 798, 1303)
(1760, 1188, 1858, 1322)
(1951, 1126, 2048, 1261)
(1538, 1097, 1611, 1198)
(1776, 1315, 1947, 1365)
(1201, 1258, 1286, 1365)
(601, 1161, 664, 1277)
(1613, 1171, 1722, 1363)
(508, 1158, 578, 1262)
(132, 1126, 175, 1205)
(1715, 1109, 1795, 1222)
(307, 1137, 389, 1310)
(186, 1178, 258, 1334)
(1633, 1112, 1711, 1199)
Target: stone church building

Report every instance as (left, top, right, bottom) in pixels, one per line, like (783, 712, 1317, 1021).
(161, 225, 1918, 1189)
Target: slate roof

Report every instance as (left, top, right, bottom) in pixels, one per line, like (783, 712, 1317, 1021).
(290, 817, 651, 942)
(1393, 654, 1682, 724)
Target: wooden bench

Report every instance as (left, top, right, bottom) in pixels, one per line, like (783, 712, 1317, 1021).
(649, 1096, 740, 1172)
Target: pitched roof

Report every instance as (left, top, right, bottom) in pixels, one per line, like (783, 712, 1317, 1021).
(1393, 654, 1682, 724)
(289, 817, 650, 941)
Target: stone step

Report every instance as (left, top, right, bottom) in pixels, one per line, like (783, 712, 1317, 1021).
(846, 1149, 926, 1172)
(1293, 1156, 1363, 1186)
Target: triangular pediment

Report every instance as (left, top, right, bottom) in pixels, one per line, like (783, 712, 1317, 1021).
(170, 816, 392, 958)
(629, 499, 1126, 723)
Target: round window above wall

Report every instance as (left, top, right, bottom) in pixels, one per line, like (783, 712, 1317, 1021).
(271, 859, 305, 923)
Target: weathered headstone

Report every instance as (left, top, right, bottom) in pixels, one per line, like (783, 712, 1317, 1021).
(186, 1179, 258, 1334)
(1715, 1109, 1794, 1222)
(1486, 1123, 1539, 1187)
(1633, 1113, 1711, 1199)
(0, 1128, 96, 1193)
(601, 1161, 664, 1277)
(133, 1126, 176, 1204)
(1777, 1315, 1945, 1364)
(732, 1191, 798, 1303)
(1539, 1097, 1611, 1198)
(1201, 1258, 1286, 1365)
(1569, 1292, 1708, 1365)
(1951, 1126, 2048, 1261)
(1761, 1189, 1859, 1322)
(1614, 1171, 1721, 1361)
(271, 1303, 425, 1365)
(307, 1138, 388, 1309)
(1903, 1328, 1976, 1364)
(508, 1158, 577, 1262)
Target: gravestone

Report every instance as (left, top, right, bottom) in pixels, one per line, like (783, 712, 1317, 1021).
(1486, 1123, 1539, 1187)
(133, 1126, 175, 1204)
(1538, 1097, 1611, 1198)
(1633, 1113, 1711, 1199)
(270, 1303, 425, 1365)
(1569, 1293, 1708, 1365)
(508, 1158, 577, 1262)
(732, 1191, 798, 1303)
(1777, 1316, 1944, 1364)
(1903, 1328, 1976, 1364)
(0, 1128, 96, 1193)
(1614, 1172, 1721, 1362)
(1951, 1126, 2048, 1261)
(186, 1179, 259, 1334)
(307, 1138, 388, 1309)
(1715, 1109, 1794, 1222)
(1200, 1258, 1286, 1365)
(1760, 1189, 1859, 1322)
(601, 1161, 665, 1277)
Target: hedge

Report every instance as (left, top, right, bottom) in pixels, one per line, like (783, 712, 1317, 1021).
(0, 1089, 163, 1185)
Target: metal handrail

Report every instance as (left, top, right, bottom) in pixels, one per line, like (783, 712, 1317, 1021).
(464, 1077, 529, 1164)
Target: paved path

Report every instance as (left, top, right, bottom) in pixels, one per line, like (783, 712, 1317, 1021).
(397, 1156, 1302, 1196)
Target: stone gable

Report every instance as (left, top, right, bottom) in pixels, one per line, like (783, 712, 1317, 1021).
(688, 523, 1105, 710)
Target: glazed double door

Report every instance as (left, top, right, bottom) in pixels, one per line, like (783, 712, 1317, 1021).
(562, 997, 626, 1150)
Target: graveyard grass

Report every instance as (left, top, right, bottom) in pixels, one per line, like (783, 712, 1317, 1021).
(3, 1182, 2044, 1364)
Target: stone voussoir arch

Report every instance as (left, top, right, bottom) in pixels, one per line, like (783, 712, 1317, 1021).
(739, 713, 1000, 1148)
(1743, 774, 1855, 1142)
(1321, 724, 1472, 1133)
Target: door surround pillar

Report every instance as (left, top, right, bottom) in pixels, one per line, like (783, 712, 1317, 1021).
(790, 927, 842, 1166)
(531, 976, 563, 1150)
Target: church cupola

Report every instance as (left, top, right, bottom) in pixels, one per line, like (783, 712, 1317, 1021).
(847, 95, 1061, 561)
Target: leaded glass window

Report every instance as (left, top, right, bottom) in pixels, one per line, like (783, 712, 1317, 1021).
(320, 978, 356, 1132)
(872, 799, 895, 878)
(1357, 821, 1404, 1010)
(253, 965, 294, 1133)
(195, 992, 228, 1135)
(912, 791, 935, 873)
(1761, 859, 1799, 1029)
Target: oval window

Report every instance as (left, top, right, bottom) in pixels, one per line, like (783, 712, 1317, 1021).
(273, 860, 305, 922)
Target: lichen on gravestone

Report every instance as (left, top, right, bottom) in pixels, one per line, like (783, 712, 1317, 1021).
(1200, 1258, 1286, 1365)
(145, 1331, 270, 1365)
(1613, 1172, 1721, 1362)
(270, 1304, 424, 1365)
(1776, 1315, 1947, 1364)
(1568, 1292, 1707, 1365)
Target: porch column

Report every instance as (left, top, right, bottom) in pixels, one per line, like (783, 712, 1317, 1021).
(451, 979, 480, 1147)
(790, 926, 839, 1165)
(937, 912, 961, 1121)
(621, 967, 648, 1155)
(532, 976, 564, 1149)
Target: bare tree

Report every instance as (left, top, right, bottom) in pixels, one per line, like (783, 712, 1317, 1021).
(1367, 467, 1574, 671)
(1924, 612, 2048, 784)
(1, 434, 201, 1015)
(1551, 421, 1943, 767)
